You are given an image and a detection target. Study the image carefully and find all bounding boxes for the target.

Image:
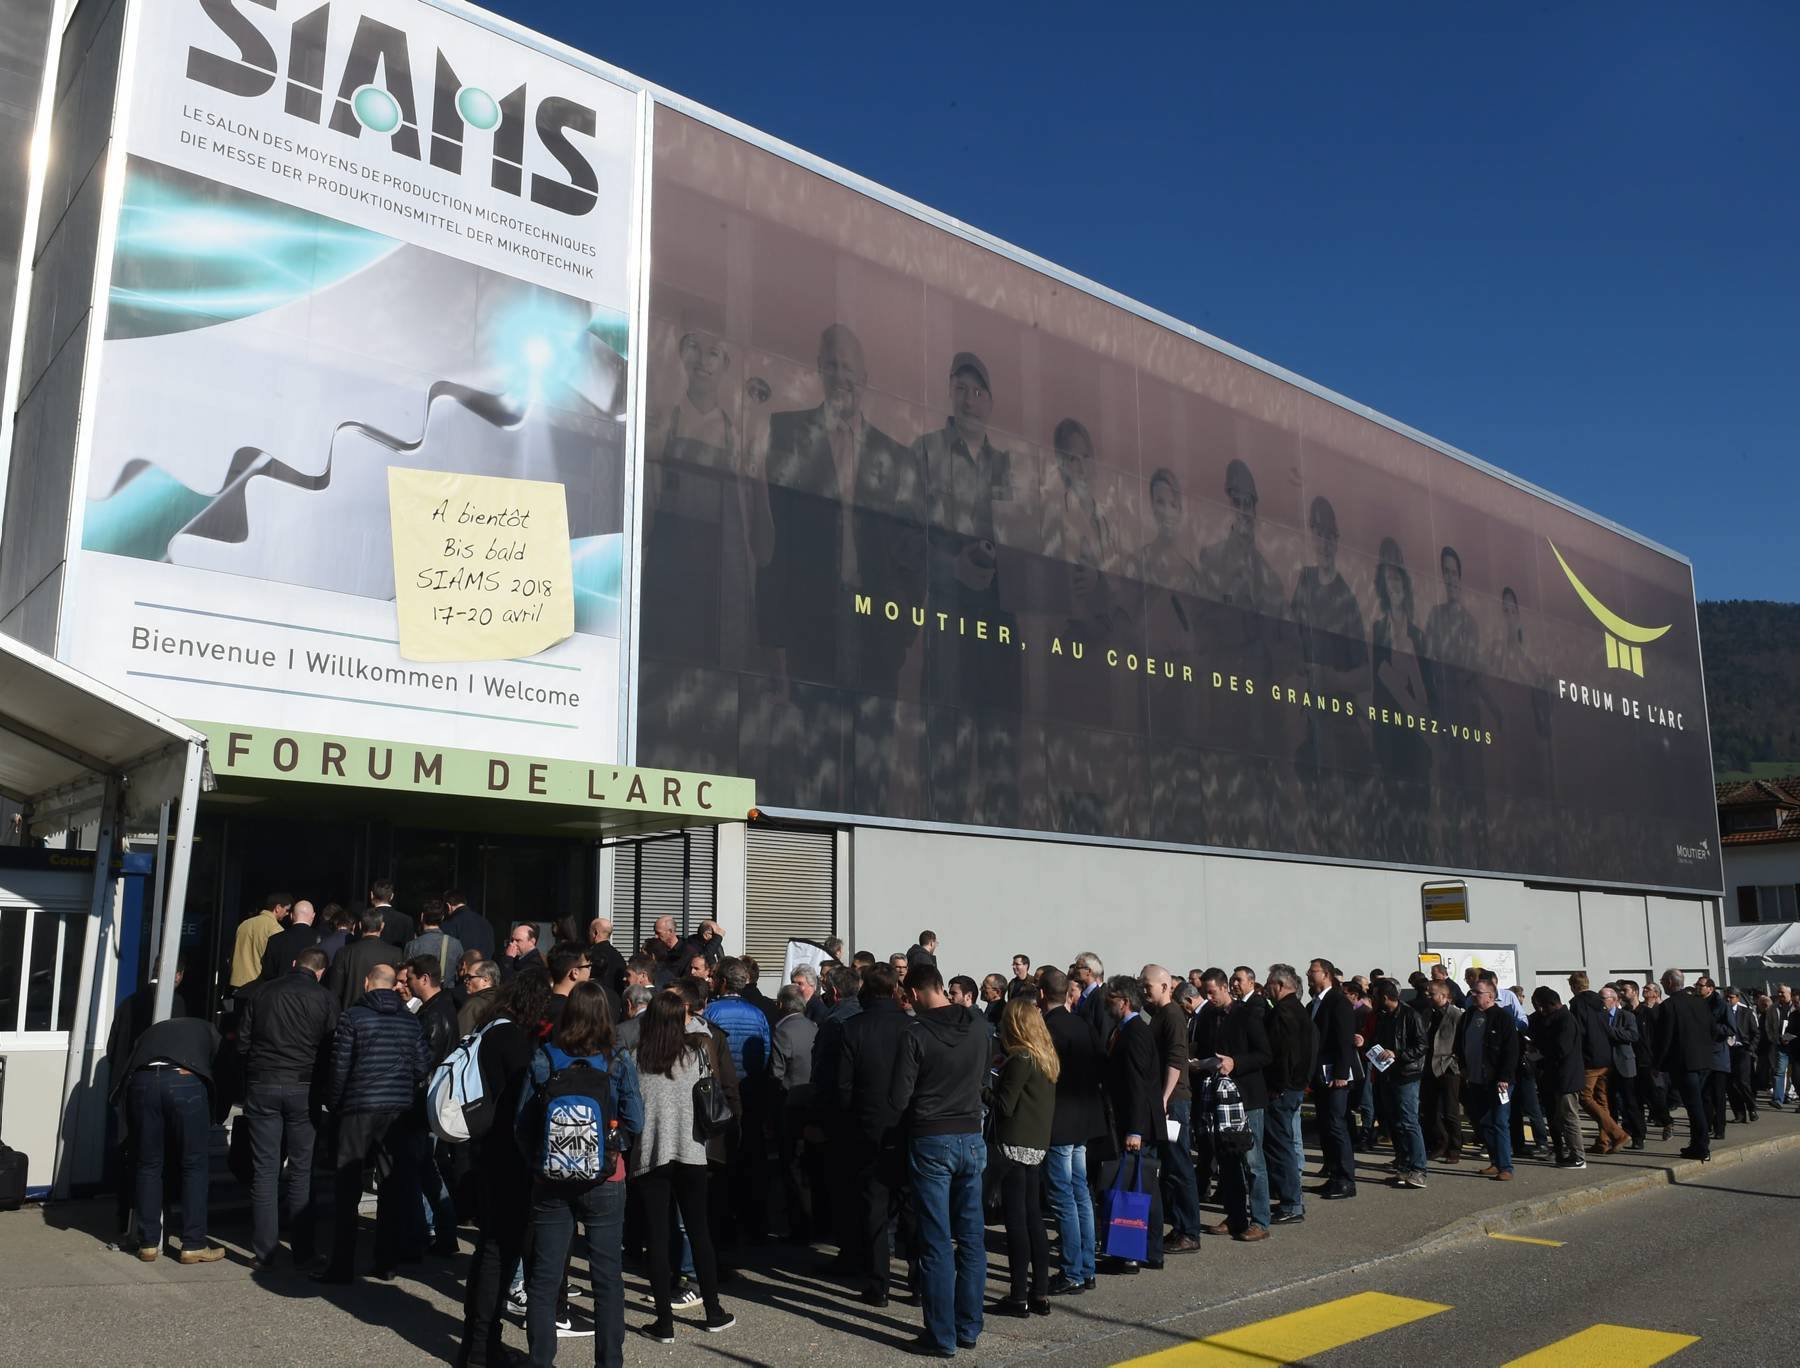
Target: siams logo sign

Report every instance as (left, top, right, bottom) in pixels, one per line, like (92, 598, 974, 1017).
(1548, 541, 1671, 678)
(185, 0, 601, 216)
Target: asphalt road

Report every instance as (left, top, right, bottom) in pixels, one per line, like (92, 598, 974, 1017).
(0, 1115, 1794, 1367)
(1091, 1145, 1800, 1367)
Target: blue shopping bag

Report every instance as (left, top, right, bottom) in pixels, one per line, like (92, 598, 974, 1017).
(1102, 1152, 1151, 1263)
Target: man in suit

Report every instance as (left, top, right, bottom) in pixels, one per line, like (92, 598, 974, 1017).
(324, 909, 400, 1011)
(259, 900, 321, 982)
(366, 879, 412, 950)
(586, 917, 628, 998)
(442, 888, 494, 962)
(1099, 976, 1164, 1273)
(752, 324, 926, 811)
(1723, 987, 1761, 1123)
(1600, 984, 1645, 1149)
(1072, 952, 1108, 1041)
(1040, 969, 1103, 1295)
(1654, 969, 1718, 1158)
(1306, 959, 1357, 1199)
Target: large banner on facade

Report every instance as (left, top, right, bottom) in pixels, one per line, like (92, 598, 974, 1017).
(65, 0, 638, 760)
(635, 109, 1721, 893)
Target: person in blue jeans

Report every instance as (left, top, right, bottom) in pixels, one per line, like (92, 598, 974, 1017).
(515, 982, 645, 1367)
(890, 966, 991, 1357)
(1197, 968, 1272, 1240)
(1371, 980, 1430, 1188)
(112, 1015, 224, 1263)
(1262, 965, 1314, 1223)
(1042, 1142, 1093, 1288)
(1455, 978, 1519, 1180)
(1040, 968, 1101, 1294)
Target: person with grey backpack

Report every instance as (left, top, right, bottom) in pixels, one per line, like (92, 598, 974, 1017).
(629, 990, 737, 1343)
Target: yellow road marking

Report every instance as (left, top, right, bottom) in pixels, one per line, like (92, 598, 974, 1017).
(1502, 1324, 1699, 1366)
(1111, 1290, 1450, 1366)
(1488, 1233, 1565, 1247)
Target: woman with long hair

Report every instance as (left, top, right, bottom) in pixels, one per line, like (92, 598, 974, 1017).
(631, 990, 735, 1342)
(458, 965, 552, 1368)
(989, 995, 1060, 1317)
(514, 980, 644, 1368)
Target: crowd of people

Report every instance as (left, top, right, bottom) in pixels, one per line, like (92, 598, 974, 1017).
(110, 894, 1800, 1364)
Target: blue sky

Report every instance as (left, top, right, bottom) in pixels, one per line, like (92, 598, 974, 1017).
(494, 0, 1797, 602)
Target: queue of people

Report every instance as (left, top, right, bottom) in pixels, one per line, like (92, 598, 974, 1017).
(112, 897, 1800, 1364)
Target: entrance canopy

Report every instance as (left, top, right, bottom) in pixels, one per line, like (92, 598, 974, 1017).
(1, 631, 211, 1194)
(0, 631, 210, 836)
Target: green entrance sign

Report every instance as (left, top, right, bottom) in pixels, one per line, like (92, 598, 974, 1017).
(195, 722, 754, 821)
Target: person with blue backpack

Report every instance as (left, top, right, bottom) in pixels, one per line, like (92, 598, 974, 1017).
(515, 980, 644, 1368)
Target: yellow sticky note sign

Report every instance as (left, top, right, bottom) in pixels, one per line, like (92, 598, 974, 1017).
(388, 467, 574, 663)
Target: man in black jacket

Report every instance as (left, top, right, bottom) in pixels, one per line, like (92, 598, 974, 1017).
(1099, 975, 1165, 1272)
(1653, 970, 1716, 1158)
(810, 963, 866, 1277)
(259, 899, 321, 982)
(1040, 968, 1103, 1294)
(1455, 979, 1521, 1180)
(836, 963, 913, 1306)
(1527, 987, 1586, 1168)
(114, 1014, 224, 1264)
(1306, 959, 1358, 1199)
(1370, 980, 1429, 1189)
(1262, 964, 1315, 1224)
(326, 909, 400, 1010)
(366, 879, 412, 949)
(1568, 973, 1627, 1155)
(1199, 969, 1273, 1240)
(585, 916, 628, 997)
(318, 963, 431, 1283)
(240, 946, 339, 1269)
(889, 965, 990, 1357)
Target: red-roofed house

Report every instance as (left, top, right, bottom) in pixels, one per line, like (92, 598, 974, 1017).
(1719, 777, 1800, 924)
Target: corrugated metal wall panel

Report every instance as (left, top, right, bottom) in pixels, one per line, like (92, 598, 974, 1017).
(611, 828, 716, 953)
(745, 825, 835, 985)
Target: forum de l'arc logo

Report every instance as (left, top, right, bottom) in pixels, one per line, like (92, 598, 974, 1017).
(1549, 541, 1670, 678)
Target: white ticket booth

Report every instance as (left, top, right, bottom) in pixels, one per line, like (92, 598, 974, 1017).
(0, 633, 207, 1196)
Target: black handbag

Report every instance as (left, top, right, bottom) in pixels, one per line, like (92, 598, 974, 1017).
(692, 1040, 735, 1139)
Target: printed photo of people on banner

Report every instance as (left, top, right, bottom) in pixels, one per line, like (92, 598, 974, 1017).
(633, 110, 1715, 892)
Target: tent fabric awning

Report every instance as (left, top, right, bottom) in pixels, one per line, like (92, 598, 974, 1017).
(0, 632, 211, 834)
(1724, 922, 1800, 964)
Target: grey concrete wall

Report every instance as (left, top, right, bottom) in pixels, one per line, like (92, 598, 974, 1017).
(848, 824, 1718, 995)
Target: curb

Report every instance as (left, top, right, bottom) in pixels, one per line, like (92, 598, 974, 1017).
(1405, 1128, 1800, 1259)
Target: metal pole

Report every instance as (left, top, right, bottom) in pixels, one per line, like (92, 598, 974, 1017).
(151, 741, 205, 1022)
(144, 799, 171, 978)
(52, 776, 121, 1198)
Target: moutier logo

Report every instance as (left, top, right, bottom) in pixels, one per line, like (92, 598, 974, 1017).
(183, 0, 600, 216)
(1674, 839, 1711, 865)
(1549, 541, 1670, 678)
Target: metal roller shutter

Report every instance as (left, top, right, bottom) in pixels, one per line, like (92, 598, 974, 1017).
(745, 825, 836, 988)
(610, 829, 716, 953)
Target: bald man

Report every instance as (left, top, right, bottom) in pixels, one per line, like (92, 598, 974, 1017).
(259, 898, 321, 981)
(1141, 965, 1203, 1249)
(319, 959, 430, 1283)
(588, 916, 628, 997)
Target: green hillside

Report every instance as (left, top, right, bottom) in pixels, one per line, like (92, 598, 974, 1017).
(1701, 600, 1800, 778)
